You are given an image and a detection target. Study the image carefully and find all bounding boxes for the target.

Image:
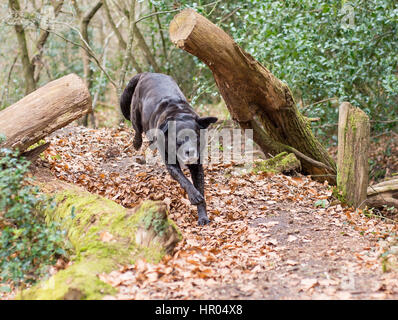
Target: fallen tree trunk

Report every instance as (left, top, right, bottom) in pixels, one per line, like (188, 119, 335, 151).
(0, 74, 91, 152)
(367, 178, 398, 209)
(337, 102, 370, 208)
(169, 9, 336, 184)
(18, 172, 181, 300)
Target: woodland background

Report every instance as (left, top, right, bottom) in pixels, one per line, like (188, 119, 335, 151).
(0, 0, 397, 299)
(0, 0, 396, 145)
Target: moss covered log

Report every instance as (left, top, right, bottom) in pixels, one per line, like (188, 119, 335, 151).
(253, 152, 301, 174)
(18, 176, 181, 300)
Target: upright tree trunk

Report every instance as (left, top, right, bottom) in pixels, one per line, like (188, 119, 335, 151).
(78, 0, 103, 127)
(169, 9, 336, 183)
(31, 0, 64, 83)
(9, 0, 36, 95)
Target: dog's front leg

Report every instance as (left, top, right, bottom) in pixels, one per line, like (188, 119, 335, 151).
(166, 164, 204, 205)
(188, 164, 210, 225)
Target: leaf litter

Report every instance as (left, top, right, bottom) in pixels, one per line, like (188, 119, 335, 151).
(23, 125, 398, 299)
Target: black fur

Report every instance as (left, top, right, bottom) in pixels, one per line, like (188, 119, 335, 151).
(120, 72, 217, 225)
(120, 73, 142, 122)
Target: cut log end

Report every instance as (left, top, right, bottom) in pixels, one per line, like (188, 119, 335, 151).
(169, 8, 197, 45)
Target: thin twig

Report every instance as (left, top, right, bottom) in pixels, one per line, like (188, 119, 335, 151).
(37, 25, 117, 88)
(218, 7, 241, 25)
(302, 97, 338, 111)
(135, 8, 181, 24)
(0, 54, 18, 108)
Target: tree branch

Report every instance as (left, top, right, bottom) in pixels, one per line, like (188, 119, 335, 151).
(103, 0, 142, 73)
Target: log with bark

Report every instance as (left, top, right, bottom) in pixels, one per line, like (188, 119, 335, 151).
(367, 178, 398, 209)
(0, 74, 92, 153)
(17, 170, 181, 300)
(337, 102, 370, 208)
(169, 9, 336, 184)
(253, 152, 301, 174)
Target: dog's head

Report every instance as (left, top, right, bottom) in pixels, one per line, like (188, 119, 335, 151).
(160, 115, 218, 165)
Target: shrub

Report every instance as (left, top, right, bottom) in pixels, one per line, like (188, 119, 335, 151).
(0, 138, 67, 290)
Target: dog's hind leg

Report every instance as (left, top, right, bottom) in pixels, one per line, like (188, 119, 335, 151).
(131, 107, 143, 150)
(188, 164, 210, 225)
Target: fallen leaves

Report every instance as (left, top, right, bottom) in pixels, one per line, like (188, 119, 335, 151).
(26, 125, 398, 300)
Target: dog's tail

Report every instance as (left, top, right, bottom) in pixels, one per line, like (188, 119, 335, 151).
(120, 73, 143, 121)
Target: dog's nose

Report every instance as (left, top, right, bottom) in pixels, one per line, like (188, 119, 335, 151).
(185, 148, 196, 157)
(180, 148, 198, 164)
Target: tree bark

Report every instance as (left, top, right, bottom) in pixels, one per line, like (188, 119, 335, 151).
(80, 1, 103, 91)
(337, 102, 370, 208)
(8, 0, 36, 95)
(118, 0, 137, 96)
(169, 9, 336, 183)
(17, 171, 181, 300)
(31, 0, 64, 83)
(367, 178, 398, 209)
(0, 74, 92, 152)
(75, 0, 103, 127)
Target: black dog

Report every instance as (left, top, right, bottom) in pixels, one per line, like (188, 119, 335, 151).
(120, 72, 217, 225)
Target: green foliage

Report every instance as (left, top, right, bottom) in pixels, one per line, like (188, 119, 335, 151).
(0, 142, 67, 288)
(149, 0, 397, 142)
(1, 0, 396, 138)
(231, 0, 397, 141)
(314, 199, 328, 208)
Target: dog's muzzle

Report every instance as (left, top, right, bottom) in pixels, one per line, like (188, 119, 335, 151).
(178, 146, 199, 165)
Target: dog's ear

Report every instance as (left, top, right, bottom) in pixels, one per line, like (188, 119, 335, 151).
(197, 117, 218, 129)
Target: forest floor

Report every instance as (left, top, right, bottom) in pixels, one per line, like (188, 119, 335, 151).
(4, 125, 398, 300)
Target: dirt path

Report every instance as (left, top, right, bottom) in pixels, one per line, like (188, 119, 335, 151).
(36, 126, 398, 299)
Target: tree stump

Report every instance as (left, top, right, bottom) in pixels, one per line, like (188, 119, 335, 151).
(169, 9, 336, 183)
(0, 74, 91, 152)
(337, 102, 370, 208)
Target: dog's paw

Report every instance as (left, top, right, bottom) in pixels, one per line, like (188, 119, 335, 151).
(198, 216, 210, 226)
(188, 190, 204, 205)
(133, 136, 142, 150)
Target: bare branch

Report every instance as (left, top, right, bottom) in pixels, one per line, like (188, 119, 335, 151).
(103, 0, 142, 73)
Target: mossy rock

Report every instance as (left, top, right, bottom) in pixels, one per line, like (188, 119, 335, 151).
(253, 152, 301, 174)
(17, 189, 181, 300)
